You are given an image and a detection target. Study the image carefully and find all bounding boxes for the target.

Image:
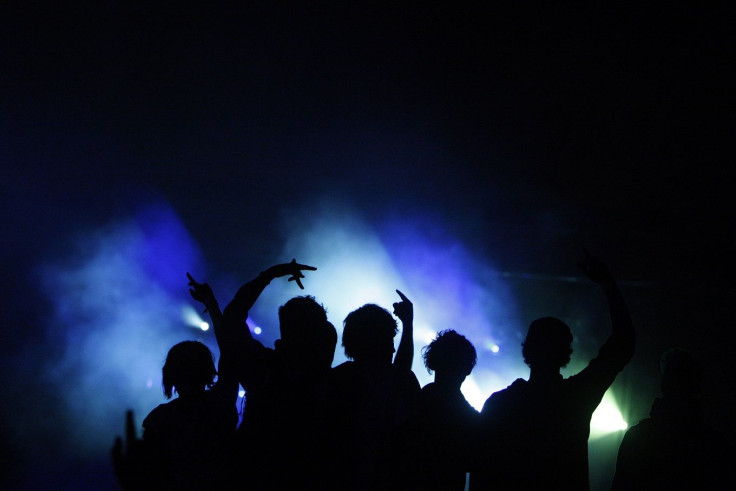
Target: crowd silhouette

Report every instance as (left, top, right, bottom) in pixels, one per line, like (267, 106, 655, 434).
(611, 348, 729, 490)
(112, 252, 729, 490)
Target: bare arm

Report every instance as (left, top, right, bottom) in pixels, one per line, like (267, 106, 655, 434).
(222, 259, 317, 340)
(222, 260, 317, 391)
(222, 271, 273, 342)
(187, 273, 225, 346)
(579, 250, 636, 366)
(392, 289, 414, 371)
(186, 273, 240, 406)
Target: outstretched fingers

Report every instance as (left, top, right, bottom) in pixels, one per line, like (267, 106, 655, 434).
(290, 258, 317, 271)
(288, 275, 305, 289)
(286, 259, 317, 289)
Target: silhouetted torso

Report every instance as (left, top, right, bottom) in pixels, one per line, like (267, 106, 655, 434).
(473, 252, 635, 491)
(611, 396, 729, 490)
(321, 360, 420, 491)
(473, 340, 632, 491)
(222, 264, 329, 490)
(400, 382, 479, 491)
(234, 339, 328, 490)
(142, 390, 237, 490)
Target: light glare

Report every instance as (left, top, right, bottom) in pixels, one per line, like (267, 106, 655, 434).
(483, 339, 501, 354)
(461, 376, 487, 412)
(590, 390, 628, 437)
(182, 304, 207, 330)
(416, 325, 437, 344)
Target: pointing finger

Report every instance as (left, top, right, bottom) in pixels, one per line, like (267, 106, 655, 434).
(290, 259, 317, 272)
(395, 289, 410, 303)
(186, 272, 196, 285)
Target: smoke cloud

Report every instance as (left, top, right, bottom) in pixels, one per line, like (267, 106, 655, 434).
(250, 199, 526, 408)
(36, 202, 209, 460)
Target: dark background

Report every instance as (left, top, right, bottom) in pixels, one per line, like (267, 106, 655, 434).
(2, 2, 734, 489)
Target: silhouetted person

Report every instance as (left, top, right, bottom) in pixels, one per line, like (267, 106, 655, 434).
(112, 274, 239, 490)
(321, 290, 420, 490)
(471, 251, 635, 491)
(400, 329, 480, 491)
(223, 260, 335, 490)
(611, 348, 730, 490)
(111, 410, 155, 490)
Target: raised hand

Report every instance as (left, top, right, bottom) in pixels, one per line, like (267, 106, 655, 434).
(187, 272, 217, 315)
(111, 410, 148, 489)
(393, 289, 414, 370)
(187, 272, 215, 308)
(265, 259, 317, 289)
(578, 249, 614, 285)
(393, 289, 413, 324)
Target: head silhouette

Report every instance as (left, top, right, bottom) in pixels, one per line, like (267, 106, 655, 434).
(522, 317, 573, 369)
(423, 329, 477, 378)
(278, 295, 328, 342)
(162, 340, 216, 399)
(276, 295, 334, 373)
(342, 304, 398, 363)
(659, 348, 701, 397)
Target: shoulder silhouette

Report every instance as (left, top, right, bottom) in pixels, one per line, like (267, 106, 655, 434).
(400, 329, 480, 491)
(112, 273, 239, 489)
(472, 251, 635, 491)
(321, 292, 420, 490)
(223, 260, 337, 490)
(612, 348, 731, 490)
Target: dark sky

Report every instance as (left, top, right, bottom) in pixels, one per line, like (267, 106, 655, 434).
(2, 1, 734, 488)
(4, 2, 733, 276)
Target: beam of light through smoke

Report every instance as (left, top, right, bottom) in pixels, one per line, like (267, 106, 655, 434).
(182, 304, 209, 331)
(590, 390, 629, 437)
(250, 201, 527, 410)
(37, 202, 210, 458)
(25, 195, 632, 490)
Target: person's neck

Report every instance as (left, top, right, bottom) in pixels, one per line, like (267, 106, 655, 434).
(528, 366, 561, 384)
(354, 357, 392, 369)
(434, 372, 465, 392)
(176, 384, 205, 397)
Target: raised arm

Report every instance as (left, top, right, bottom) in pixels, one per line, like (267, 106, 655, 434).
(578, 249, 636, 366)
(222, 259, 317, 340)
(111, 410, 156, 489)
(392, 289, 414, 371)
(187, 273, 225, 346)
(186, 273, 240, 406)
